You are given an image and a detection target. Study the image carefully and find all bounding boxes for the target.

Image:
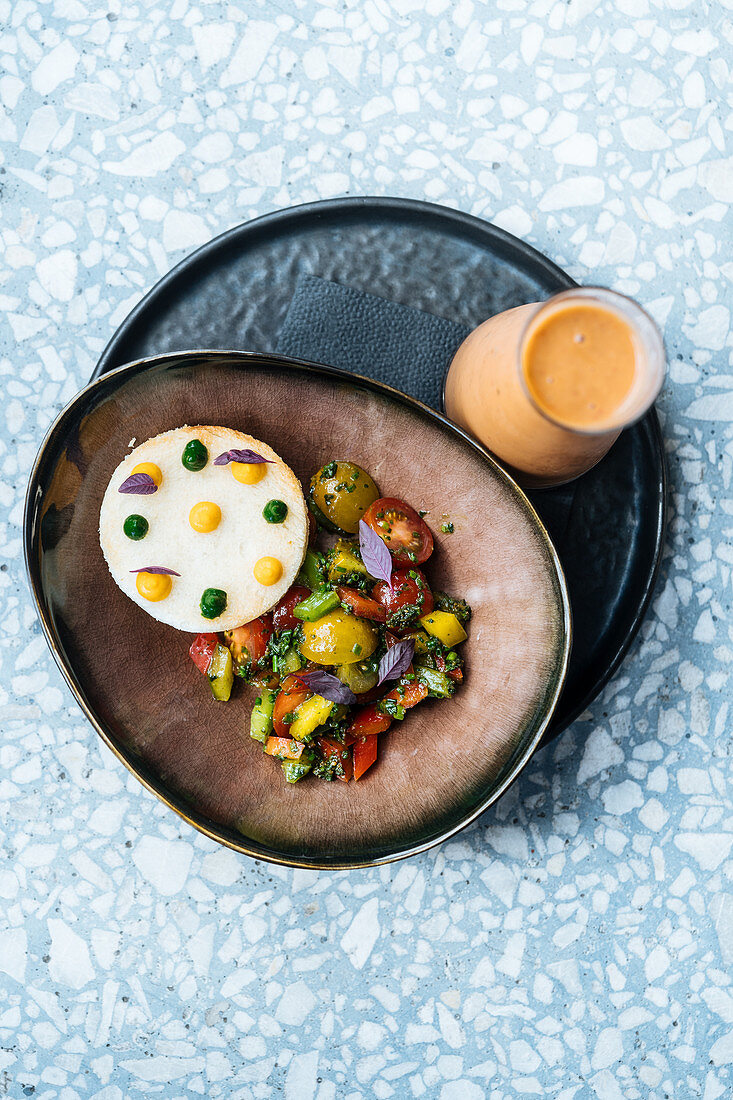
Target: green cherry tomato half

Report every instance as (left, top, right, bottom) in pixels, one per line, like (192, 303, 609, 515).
(200, 587, 227, 619)
(263, 499, 288, 524)
(123, 514, 149, 540)
(182, 439, 208, 471)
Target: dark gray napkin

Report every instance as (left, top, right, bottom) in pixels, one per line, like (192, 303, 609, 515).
(276, 274, 471, 411)
(275, 273, 576, 547)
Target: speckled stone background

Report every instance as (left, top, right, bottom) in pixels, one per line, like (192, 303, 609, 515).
(1, 1, 732, 1097)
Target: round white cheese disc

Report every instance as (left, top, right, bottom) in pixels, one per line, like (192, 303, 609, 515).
(99, 426, 308, 632)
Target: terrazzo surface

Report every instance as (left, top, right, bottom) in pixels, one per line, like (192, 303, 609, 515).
(1, 0, 732, 1097)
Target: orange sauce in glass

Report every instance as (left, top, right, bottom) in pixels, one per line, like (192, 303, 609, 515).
(522, 302, 636, 431)
(444, 288, 664, 487)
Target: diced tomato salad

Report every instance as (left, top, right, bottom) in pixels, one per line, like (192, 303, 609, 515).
(188, 459, 470, 784)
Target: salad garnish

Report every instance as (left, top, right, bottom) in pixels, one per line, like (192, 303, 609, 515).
(359, 518, 393, 589)
(376, 638, 415, 686)
(295, 670, 357, 705)
(129, 566, 181, 575)
(213, 449, 273, 466)
(118, 472, 158, 494)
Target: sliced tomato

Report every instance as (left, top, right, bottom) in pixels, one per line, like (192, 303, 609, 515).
(272, 673, 310, 737)
(189, 633, 218, 676)
(264, 736, 308, 761)
(347, 704, 392, 738)
(373, 568, 434, 631)
(447, 667, 463, 684)
(363, 498, 433, 565)
(336, 586, 386, 623)
(273, 586, 311, 633)
(353, 735, 378, 781)
(224, 613, 273, 668)
(316, 736, 353, 782)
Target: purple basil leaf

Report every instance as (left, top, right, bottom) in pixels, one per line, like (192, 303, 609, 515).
(358, 519, 393, 588)
(118, 472, 157, 494)
(295, 670, 356, 706)
(129, 566, 181, 576)
(377, 639, 415, 687)
(213, 448, 273, 466)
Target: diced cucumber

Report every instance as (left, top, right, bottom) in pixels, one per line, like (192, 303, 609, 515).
(296, 548, 325, 590)
(293, 587, 341, 622)
(280, 647, 303, 675)
(415, 665, 454, 699)
(282, 758, 313, 783)
(250, 689, 277, 743)
(208, 644, 233, 702)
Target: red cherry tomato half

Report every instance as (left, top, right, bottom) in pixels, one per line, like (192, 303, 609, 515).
(336, 586, 386, 623)
(272, 673, 310, 737)
(352, 735, 379, 781)
(363, 497, 433, 565)
(373, 568, 434, 631)
(225, 613, 273, 667)
(273, 586, 311, 633)
(189, 633, 218, 676)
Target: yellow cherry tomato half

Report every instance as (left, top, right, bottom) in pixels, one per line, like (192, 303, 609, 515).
(300, 610, 378, 666)
(135, 571, 172, 601)
(132, 461, 162, 486)
(254, 556, 283, 586)
(231, 462, 266, 485)
(189, 501, 221, 532)
(309, 460, 380, 534)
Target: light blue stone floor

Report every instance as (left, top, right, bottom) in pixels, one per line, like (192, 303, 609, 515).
(0, 1, 731, 1096)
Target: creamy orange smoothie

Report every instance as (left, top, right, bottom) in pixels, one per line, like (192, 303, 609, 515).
(445, 288, 665, 487)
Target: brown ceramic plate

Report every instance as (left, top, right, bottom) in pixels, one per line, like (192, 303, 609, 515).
(25, 351, 571, 868)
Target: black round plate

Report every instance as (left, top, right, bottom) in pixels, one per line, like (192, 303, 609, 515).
(94, 197, 666, 739)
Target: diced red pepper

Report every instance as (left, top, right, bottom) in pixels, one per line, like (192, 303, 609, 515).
(317, 736, 353, 782)
(336, 586, 387, 623)
(353, 735, 378, 780)
(347, 704, 392, 738)
(272, 673, 310, 737)
(385, 677, 428, 709)
(447, 667, 463, 684)
(189, 633, 218, 675)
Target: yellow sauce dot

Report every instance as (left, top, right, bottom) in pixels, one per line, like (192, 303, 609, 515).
(231, 461, 265, 485)
(189, 501, 221, 532)
(132, 461, 162, 486)
(254, 556, 283, 586)
(135, 571, 172, 601)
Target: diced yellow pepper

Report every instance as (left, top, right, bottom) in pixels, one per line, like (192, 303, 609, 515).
(328, 540, 368, 582)
(419, 610, 467, 647)
(288, 694, 334, 741)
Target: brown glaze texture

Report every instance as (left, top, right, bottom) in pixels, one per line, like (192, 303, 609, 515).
(29, 353, 570, 865)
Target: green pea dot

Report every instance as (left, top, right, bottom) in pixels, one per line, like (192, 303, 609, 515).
(182, 439, 208, 471)
(263, 499, 288, 524)
(123, 514, 149, 540)
(200, 587, 227, 619)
